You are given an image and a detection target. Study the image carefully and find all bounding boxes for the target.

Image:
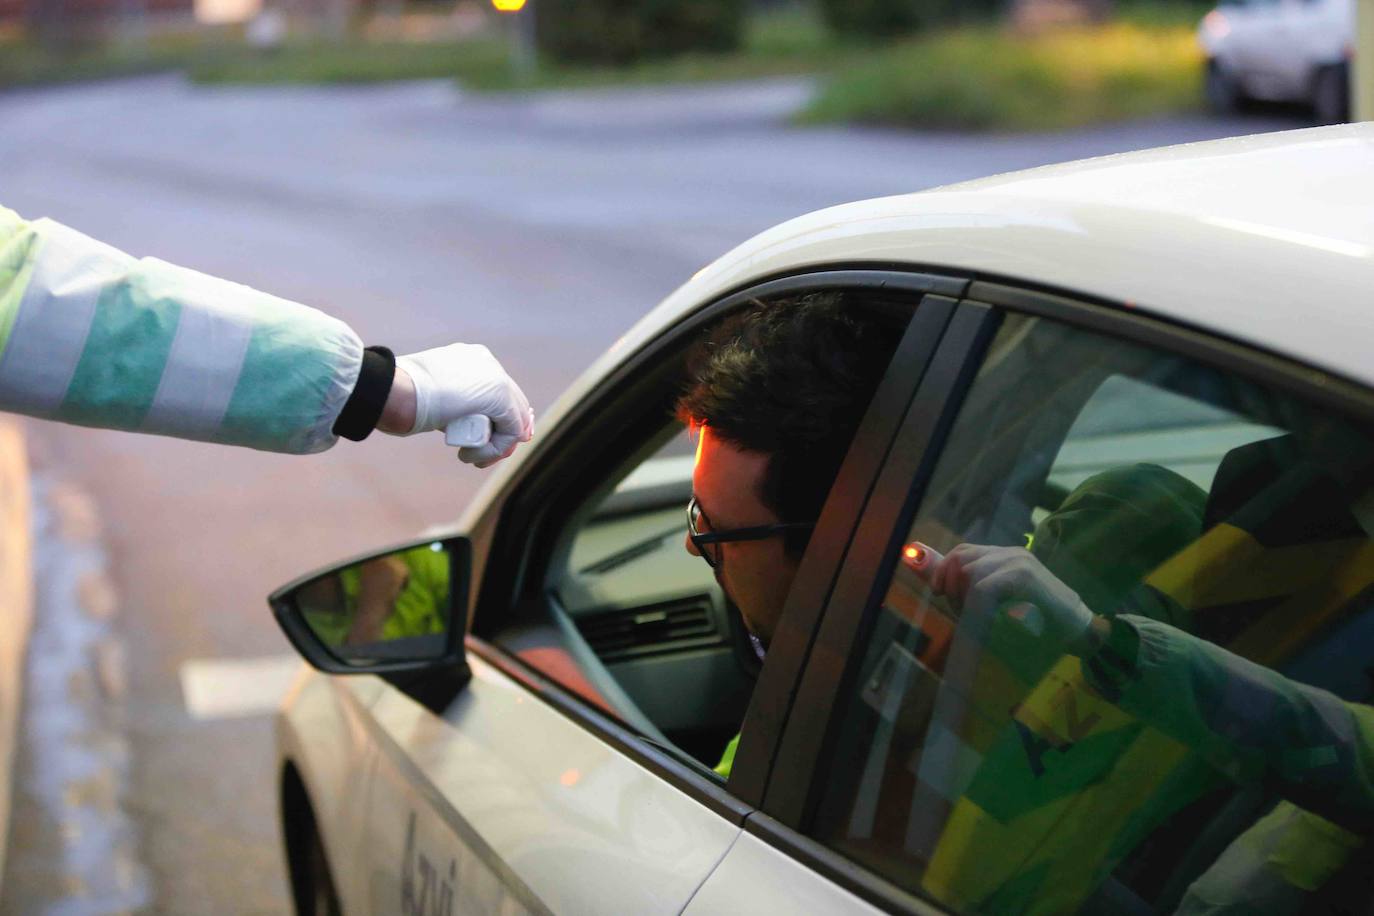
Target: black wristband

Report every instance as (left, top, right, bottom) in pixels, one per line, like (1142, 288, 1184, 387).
(333, 346, 396, 442)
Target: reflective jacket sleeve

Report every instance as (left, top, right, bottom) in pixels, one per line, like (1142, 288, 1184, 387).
(0, 207, 363, 454)
(1084, 614, 1374, 835)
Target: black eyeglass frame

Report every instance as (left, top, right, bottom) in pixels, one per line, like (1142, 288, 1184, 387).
(687, 496, 815, 569)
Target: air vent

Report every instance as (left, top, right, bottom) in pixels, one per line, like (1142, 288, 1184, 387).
(578, 596, 723, 662)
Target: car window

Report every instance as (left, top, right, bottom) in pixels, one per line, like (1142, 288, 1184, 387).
(544, 422, 759, 769)
(811, 314, 1374, 914)
(489, 289, 917, 779)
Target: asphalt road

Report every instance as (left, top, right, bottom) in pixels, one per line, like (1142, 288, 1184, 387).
(0, 73, 1303, 914)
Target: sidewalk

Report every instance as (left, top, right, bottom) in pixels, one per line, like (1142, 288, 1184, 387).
(0, 418, 32, 885)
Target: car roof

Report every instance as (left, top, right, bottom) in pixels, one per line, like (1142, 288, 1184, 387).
(506, 124, 1373, 496)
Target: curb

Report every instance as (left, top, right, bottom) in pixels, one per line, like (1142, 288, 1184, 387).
(0, 417, 32, 885)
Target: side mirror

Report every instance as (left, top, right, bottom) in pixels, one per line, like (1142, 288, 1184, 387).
(270, 536, 471, 676)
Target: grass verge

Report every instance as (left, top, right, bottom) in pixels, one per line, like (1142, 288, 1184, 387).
(0, 37, 199, 88)
(186, 37, 514, 86)
(799, 21, 1205, 131)
(184, 6, 843, 89)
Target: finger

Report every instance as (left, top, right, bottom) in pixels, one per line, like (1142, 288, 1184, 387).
(966, 566, 1020, 622)
(938, 551, 972, 605)
(459, 431, 520, 467)
(959, 548, 1021, 585)
(945, 543, 994, 564)
(472, 449, 515, 470)
(926, 549, 951, 595)
(486, 384, 529, 441)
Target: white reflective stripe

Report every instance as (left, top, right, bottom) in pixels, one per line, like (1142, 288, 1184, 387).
(179, 655, 302, 721)
(141, 287, 255, 438)
(0, 220, 131, 415)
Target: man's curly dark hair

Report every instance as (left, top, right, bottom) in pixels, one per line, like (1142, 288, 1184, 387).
(675, 291, 899, 557)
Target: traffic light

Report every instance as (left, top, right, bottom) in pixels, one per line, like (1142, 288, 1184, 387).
(492, 0, 526, 11)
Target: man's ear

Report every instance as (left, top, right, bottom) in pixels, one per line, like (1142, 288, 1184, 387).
(753, 451, 782, 520)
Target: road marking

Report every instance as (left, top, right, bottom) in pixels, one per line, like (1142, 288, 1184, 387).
(179, 654, 304, 721)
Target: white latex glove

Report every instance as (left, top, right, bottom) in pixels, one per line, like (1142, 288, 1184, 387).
(394, 344, 534, 468)
(927, 544, 1097, 655)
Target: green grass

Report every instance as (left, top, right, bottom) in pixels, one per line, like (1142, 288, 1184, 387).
(799, 21, 1205, 131)
(0, 36, 201, 88)
(1115, 0, 1212, 27)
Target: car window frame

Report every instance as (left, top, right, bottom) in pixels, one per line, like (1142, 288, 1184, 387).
(464, 268, 968, 822)
(752, 281, 1374, 912)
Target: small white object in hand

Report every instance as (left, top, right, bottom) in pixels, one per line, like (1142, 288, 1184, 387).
(445, 415, 492, 449)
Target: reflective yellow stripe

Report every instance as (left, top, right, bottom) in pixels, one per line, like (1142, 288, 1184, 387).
(1229, 541, 1374, 664)
(1146, 523, 1361, 609)
(0, 209, 39, 358)
(923, 658, 1192, 912)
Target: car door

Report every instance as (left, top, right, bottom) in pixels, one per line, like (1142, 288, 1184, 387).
(691, 284, 1374, 913)
(356, 272, 962, 913)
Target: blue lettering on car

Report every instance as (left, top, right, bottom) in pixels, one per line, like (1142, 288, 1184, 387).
(401, 811, 457, 916)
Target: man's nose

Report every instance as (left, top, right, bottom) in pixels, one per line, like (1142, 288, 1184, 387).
(684, 531, 700, 556)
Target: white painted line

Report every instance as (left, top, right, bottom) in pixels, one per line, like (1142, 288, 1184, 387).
(178, 654, 304, 721)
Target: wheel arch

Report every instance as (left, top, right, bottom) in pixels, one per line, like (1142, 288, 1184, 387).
(280, 760, 326, 914)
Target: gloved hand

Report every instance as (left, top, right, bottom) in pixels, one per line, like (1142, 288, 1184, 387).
(393, 344, 534, 468)
(927, 544, 1098, 655)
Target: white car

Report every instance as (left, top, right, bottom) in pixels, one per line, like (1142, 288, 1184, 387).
(272, 125, 1374, 915)
(1200, 0, 1354, 123)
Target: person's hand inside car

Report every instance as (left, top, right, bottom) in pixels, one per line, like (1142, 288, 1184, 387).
(922, 544, 1106, 656)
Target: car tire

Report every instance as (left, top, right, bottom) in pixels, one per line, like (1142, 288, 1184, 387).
(1204, 59, 1246, 114)
(302, 825, 344, 916)
(283, 769, 344, 916)
(1312, 63, 1350, 125)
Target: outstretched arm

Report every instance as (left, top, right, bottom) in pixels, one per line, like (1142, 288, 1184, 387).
(0, 208, 532, 463)
(920, 542, 1374, 833)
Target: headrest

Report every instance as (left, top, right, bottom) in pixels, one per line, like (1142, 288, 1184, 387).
(1204, 435, 1366, 547)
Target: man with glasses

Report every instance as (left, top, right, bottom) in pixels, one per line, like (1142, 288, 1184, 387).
(675, 292, 899, 777)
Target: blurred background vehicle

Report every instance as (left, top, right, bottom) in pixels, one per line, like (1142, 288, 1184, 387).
(1200, 0, 1354, 122)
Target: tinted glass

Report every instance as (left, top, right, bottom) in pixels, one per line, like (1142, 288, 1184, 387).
(533, 423, 756, 769)
(813, 315, 1374, 913)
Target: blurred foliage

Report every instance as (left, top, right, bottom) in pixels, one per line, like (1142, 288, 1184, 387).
(1114, 0, 1213, 25)
(189, 37, 511, 84)
(818, 0, 1004, 40)
(818, 0, 927, 38)
(0, 3, 1215, 133)
(185, 5, 837, 88)
(0, 35, 200, 87)
(535, 0, 746, 65)
(746, 2, 831, 55)
(800, 21, 1204, 130)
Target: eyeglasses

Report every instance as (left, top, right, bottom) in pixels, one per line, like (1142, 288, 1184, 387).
(686, 495, 815, 569)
